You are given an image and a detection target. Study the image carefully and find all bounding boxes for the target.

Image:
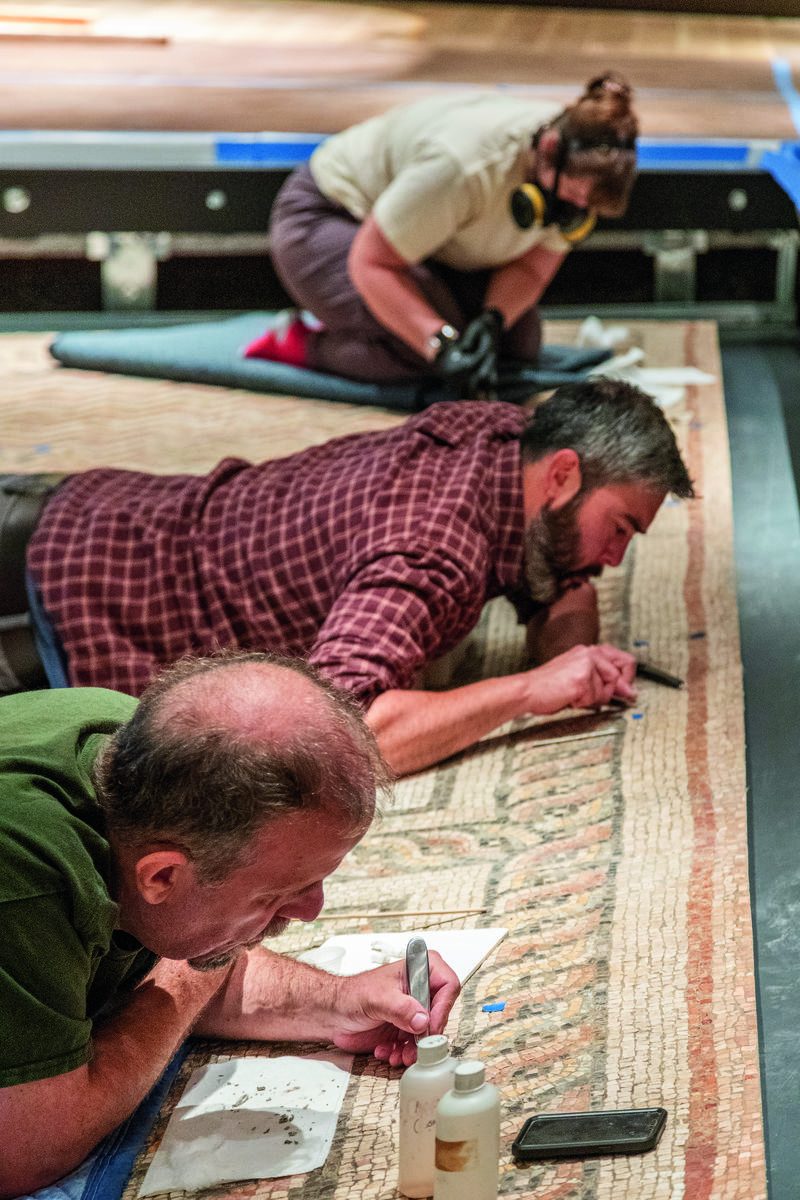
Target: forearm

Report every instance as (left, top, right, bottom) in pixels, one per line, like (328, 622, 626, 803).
(0, 958, 229, 1196)
(367, 675, 535, 776)
(367, 633, 637, 777)
(348, 216, 446, 358)
(483, 247, 565, 328)
(88, 958, 230, 1103)
(353, 262, 444, 358)
(195, 946, 346, 1043)
(362, 270, 443, 358)
(527, 582, 600, 665)
(196, 946, 461, 1071)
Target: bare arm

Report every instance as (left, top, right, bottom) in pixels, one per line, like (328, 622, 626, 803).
(348, 215, 452, 358)
(349, 215, 566, 358)
(0, 958, 230, 1198)
(483, 244, 566, 331)
(526, 579, 601, 664)
(195, 946, 461, 1069)
(367, 643, 637, 776)
(0, 945, 459, 1195)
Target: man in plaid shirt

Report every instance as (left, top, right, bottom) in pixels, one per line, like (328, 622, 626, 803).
(18, 380, 692, 776)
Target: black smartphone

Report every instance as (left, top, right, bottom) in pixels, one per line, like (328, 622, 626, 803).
(512, 1106, 667, 1161)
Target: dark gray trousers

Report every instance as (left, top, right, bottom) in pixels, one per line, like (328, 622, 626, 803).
(268, 164, 542, 383)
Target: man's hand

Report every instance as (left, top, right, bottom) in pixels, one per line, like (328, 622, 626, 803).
(525, 643, 637, 714)
(327, 950, 461, 1068)
(195, 945, 460, 1067)
(435, 309, 503, 399)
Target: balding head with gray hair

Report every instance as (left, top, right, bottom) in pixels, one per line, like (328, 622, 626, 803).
(94, 650, 391, 884)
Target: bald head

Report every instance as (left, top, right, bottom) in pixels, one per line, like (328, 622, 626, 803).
(94, 651, 390, 884)
(158, 658, 344, 748)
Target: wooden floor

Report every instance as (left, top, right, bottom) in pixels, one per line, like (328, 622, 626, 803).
(2, 0, 800, 140)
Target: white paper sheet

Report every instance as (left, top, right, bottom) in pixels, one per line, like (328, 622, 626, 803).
(296, 927, 508, 984)
(138, 1051, 353, 1196)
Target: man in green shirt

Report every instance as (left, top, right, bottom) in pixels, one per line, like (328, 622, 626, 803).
(0, 650, 460, 1196)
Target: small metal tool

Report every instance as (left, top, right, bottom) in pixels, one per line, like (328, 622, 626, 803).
(405, 936, 430, 1040)
(635, 662, 684, 689)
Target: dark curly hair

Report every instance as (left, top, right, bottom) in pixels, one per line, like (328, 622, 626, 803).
(537, 72, 639, 216)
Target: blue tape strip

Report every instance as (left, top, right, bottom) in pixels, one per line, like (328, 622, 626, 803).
(772, 58, 800, 136)
(760, 142, 800, 208)
(215, 138, 324, 165)
(636, 142, 751, 167)
(213, 135, 757, 171)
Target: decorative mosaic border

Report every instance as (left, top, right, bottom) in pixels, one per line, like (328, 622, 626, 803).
(121, 321, 764, 1200)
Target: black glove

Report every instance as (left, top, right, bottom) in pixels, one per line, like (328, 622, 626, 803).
(434, 309, 503, 400)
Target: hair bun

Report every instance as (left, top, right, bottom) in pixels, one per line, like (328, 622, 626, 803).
(584, 71, 633, 109)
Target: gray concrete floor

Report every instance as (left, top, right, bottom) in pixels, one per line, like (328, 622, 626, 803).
(721, 336, 800, 1200)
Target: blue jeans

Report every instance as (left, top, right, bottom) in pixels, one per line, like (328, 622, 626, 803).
(26, 569, 70, 688)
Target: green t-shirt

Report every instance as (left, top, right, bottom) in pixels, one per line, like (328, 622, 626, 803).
(0, 687, 156, 1087)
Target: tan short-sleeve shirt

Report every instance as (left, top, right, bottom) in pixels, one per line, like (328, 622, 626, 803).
(309, 92, 569, 269)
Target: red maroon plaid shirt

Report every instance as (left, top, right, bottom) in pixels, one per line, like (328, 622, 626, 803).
(28, 401, 531, 704)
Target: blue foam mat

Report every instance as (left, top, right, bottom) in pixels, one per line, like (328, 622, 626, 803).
(49, 313, 611, 411)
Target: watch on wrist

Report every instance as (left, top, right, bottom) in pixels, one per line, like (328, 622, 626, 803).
(427, 324, 459, 360)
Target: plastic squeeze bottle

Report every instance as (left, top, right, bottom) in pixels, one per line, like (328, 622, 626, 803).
(433, 1060, 500, 1200)
(398, 1035, 457, 1198)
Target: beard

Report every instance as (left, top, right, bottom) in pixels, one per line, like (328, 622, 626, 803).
(187, 914, 292, 973)
(524, 493, 594, 606)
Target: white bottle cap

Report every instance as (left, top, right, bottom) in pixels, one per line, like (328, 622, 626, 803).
(453, 1061, 486, 1092)
(416, 1034, 449, 1065)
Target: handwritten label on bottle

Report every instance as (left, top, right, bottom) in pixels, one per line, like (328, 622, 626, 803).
(401, 1098, 438, 1136)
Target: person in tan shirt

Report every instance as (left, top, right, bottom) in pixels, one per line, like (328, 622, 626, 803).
(248, 73, 638, 394)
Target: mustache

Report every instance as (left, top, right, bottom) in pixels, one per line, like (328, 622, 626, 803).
(187, 915, 291, 973)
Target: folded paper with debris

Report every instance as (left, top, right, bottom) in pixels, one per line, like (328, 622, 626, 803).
(138, 1051, 353, 1196)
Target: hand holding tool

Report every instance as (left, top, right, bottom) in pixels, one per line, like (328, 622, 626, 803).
(405, 936, 431, 1040)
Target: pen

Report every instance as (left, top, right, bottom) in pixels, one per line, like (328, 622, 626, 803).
(635, 662, 684, 689)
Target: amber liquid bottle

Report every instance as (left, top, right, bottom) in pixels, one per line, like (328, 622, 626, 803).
(433, 1061, 500, 1200)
